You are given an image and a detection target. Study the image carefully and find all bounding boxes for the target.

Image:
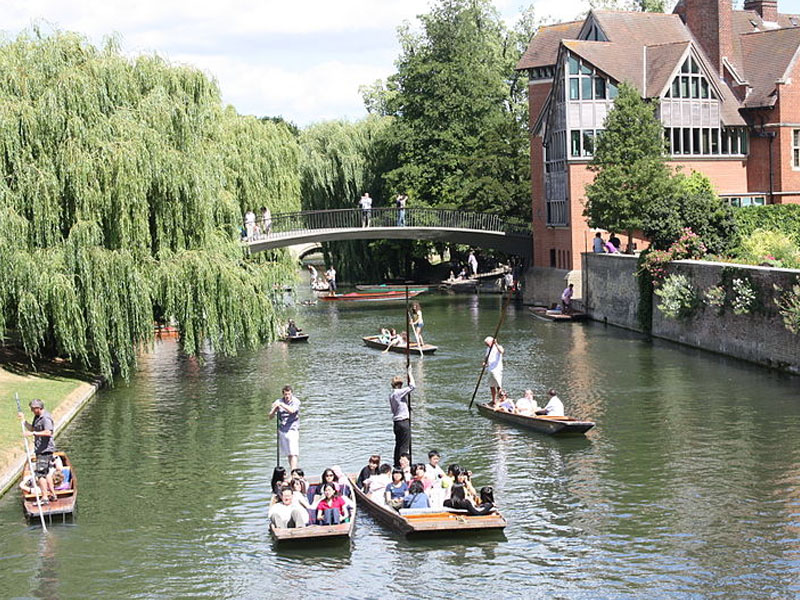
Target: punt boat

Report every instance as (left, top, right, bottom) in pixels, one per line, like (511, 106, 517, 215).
(350, 475, 506, 536)
(362, 335, 438, 355)
(282, 333, 310, 343)
(318, 290, 424, 302)
(476, 402, 595, 435)
(355, 284, 431, 293)
(270, 478, 356, 544)
(21, 451, 77, 520)
(528, 307, 588, 322)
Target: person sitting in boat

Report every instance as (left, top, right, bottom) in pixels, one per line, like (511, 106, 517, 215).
(357, 455, 381, 490)
(385, 468, 409, 509)
(455, 467, 480, 504)
(495, 389, 515, 413)
(315, 468, 345, 501)
(379, 328, 392, 344)
(424, 450, 447, 507)
(514, 389, 539, 416)
(331, 465, 352, 497)
(363, 463, 392, 504)
(271, 466, 289, 498)
(398, 452, 412, 481)
(535, 389, 565, 417)
(382, 330, 405, 353)
(403, 480, 431, 510)
(289, 478, 311, 510)
(287, 320, 301, 337)
(269, 487, 309, 529)
(19, 474, 40, 495)
(409, 463, 433, 492)
(316, 483, 351, 526)
(444, 484, 496, 516)
(290, 468, 308, 494)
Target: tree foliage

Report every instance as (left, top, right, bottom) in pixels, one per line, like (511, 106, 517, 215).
(0, 29, 300, 379)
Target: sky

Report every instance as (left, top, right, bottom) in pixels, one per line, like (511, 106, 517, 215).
(5, 0, 800, 126)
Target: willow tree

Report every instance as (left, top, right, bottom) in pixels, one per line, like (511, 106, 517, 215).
(0, 29, 300, 379)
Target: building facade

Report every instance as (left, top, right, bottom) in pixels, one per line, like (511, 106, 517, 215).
(518, 0, 800, 278)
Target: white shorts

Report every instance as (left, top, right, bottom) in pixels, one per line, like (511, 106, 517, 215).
(488, 369, 503, 389)
(279, 429, 299, 456)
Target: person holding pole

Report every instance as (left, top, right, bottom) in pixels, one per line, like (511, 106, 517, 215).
(269, 385, 301, 471)
(389, 367, 415, 468)
(18, 399, 57, 503)
(483, 337, 504, 406)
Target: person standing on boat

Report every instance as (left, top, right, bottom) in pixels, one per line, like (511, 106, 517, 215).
(325, 265, 337, 296)
(536, 389, 565, 417)
(18, 399, 58, 503)
(389, 367, 415, 467)
(560, 283, 574, 314)
(468, 250, 478, 276)
(483, 336, 504, 405)
(409, 302, 424, 346)
(307, 264, 318, 287)
(269, 385, 301, 471)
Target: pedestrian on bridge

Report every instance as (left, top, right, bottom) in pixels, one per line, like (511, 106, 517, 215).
(395, 194, 407, 227)
(359, 193, 372, 227)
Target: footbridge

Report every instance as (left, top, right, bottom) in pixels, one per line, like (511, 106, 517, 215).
(246, 208, 532, 257)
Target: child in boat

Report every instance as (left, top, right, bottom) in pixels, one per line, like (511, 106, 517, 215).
(357, 455, 381, 490)
(385, 468, 409, 509)
(424, 450, 447, 507)
(316, 483, 350, 525)
(455, 467, 480, 504)
(363, 463, 392, 504)
(403, 480, 431, 509)
(514, 390, 539, 416)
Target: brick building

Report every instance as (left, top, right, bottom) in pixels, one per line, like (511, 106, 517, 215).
(517, 0, 800, 301)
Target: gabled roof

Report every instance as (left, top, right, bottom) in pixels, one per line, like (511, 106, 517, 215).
(740, 27, 800, 107)
(516, 20, 583, 70)
(645, 42, 690, 97)
(591, 10, 690, 46)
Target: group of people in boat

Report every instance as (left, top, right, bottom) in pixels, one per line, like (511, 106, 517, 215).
(17, 399, 68, 505)
(356, 450, 497, 516)
(376, 301, 425, 350)
(489, 388, 565, 417)
(268, 465, 355, 529)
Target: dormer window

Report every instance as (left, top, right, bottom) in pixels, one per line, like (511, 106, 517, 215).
(664, 57, 717, 99)
(583, 23, 608, 42)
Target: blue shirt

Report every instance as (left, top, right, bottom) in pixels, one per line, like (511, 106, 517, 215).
(385, 481, 408, 499)
(403, 492, 430, 509)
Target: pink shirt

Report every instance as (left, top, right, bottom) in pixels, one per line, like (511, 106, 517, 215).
(317, 495, 346, 515)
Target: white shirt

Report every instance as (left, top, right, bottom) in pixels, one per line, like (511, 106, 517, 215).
(468, 253, 478, 271)
(245, 211, 256, 225)
(326, 268, 336, 281)
(485, 345, 503, 372)
(424, 463, 446, 485)
(542, 395, 565, 417)
(268, 500, 308, 524)
(364, 473, 391, 503)
(515, 396, 538, 415)
(359, 196, 372, 209)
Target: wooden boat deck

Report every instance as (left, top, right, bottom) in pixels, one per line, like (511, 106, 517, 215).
(362, 336, 438, 355)
(270, 479, 356, 544)
(282, 333, 309, 343)
(349, 475, 506, 536)
(476, 402, 595, 435)
(529, 307, 588, 322)
(21, 451, 77, 519)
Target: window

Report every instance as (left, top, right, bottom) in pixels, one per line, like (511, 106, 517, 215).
(724, 196, 766, 207)
(583, 130, 595, 156)
(570, 78, 579, 100)
(609, 82, 618, 98)
(571, 131, 581, 157)
(581, 76, 593, 99)
(668, 57, 717, 99)
(569, 56, 579, 74)
(794, 130, 800, 168)
(595, 77, 606, 99)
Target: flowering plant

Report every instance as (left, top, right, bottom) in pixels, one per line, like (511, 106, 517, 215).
(731, 278, 756, 315)
(703, 285, 725, 309)
(655, 273, 697, 319)
(669, 228, 707, 261)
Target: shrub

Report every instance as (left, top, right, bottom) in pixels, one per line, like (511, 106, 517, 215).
(655, 273, 697, 319)
(736, 229, 800, 268)
(731, 278, 756, 315)
(704, 285, 725, 309)
(774, 280, 800, 334)
(735, 205, 800, 243)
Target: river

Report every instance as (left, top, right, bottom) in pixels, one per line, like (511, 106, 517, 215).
(1, 292, 798, 599)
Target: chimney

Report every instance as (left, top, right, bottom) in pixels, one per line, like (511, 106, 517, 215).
(674, 0, 733, 76)
(744, 0, 778, 22)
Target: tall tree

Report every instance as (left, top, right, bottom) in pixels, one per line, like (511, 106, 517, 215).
(0, 30, 300, 379)
(584, 83, 674, 244)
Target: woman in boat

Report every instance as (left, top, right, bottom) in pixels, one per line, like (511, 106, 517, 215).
(398, 453, 412, 481)
(289, 478, 310, 509)
(331, 465, 352, 497)
(382, 329, 403, 353)
(379, 328, 392, 344)
(444, 484, 496, 516)
(287, 319, 301, 337)
(363, 463, 392, 504)
(385, 468, 409, 509)
(271, 466, 289, 497)
(409, 463, 432, 492)
(290, 468, 308, 494)
(496, 389, 515, 413)
(455, 468, 480, 504)
(409, 303, 424, 345)
(403, 480, 431, 509)
(316, 483, 350, 525)
(357, 455, 381, 490)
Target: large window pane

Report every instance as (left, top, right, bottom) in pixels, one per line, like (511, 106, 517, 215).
(722, 130, 729, 154)
(594, 77, 606, 99)
(580, 63, 592, 75)
(571, 131, 580, 156)
(711, 129, 719, 154)
(701, 79, 709, 99)
(583, 130, 594, 156)
(609, 82, 618, 98)
(702, 129, 709, 154)
(569, 55, 579, 74)
(682, 58, 690, 73)
(570, 78, 579, 100)
(581, 76, 593, 99)
(730, 129, 739, 154)
(692, 128, 700, 154)
(664, 129, 671, 153)
(740, 129, 749, 155)
(691, 78, 699, 98)
(683, 128, 691, 154)
(681, 76, 689, 97)
(673, 128, 681, 154)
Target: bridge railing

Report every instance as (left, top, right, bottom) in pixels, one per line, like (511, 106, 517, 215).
(243, 207, 530, 240)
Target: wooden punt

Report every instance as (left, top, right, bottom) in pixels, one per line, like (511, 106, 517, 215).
(269, 479, 356, 544)
(21, 451, 77, 520)
(355, 284, 431, 293)
(318, 290, 424, 302)
(349, 475, 506, 536)
(154, 324, 179, 337)
(477, 402, 595, 435)
(282, 333, 310, 343)
(528, 307, 588, 322)
(362, 335, 438, 355)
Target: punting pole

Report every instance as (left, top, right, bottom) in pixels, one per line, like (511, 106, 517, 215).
(468, 287, 515, 410)
(405, 282, 412, 464)
(15, 393, 47, 532)
(276, 412, 280, 467)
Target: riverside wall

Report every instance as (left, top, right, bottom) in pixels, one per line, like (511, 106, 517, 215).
(582, 253, 800, 374)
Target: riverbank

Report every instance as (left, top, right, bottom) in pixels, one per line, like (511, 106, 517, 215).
(0, 360, 99, 496)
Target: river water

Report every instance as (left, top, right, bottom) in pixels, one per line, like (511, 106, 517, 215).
(1, 292, 798, 599)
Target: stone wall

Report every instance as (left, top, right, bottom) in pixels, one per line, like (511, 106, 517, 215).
(523, 266, 581, 308)
(582, 252, 800, 374)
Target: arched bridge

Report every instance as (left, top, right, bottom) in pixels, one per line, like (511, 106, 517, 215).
(245, 208, 532, 257)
